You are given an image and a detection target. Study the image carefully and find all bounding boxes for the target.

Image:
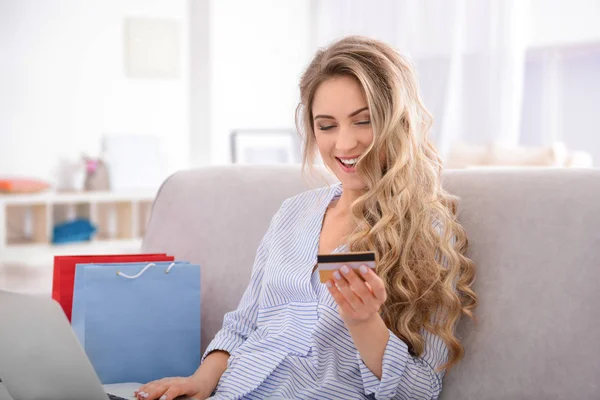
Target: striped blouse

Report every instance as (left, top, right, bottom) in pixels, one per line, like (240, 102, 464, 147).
(202, 182, 450, 400)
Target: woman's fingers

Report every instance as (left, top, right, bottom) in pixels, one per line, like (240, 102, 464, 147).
(135, 377, 189, 400)
(326, 278, 354, 317)
(339, 265, 377, 304)
(331, 267, 363, 311)
(326, 264, 389, 326)
(360, 265, 387, 303)
(159, 386, 188, 400)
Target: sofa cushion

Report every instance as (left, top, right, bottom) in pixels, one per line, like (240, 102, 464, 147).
(439, 168, 600, 399)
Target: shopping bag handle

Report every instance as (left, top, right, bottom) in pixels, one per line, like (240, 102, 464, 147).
(116, 262, 177, 279)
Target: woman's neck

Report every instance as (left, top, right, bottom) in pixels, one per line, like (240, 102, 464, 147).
(330, 188, 364, 217)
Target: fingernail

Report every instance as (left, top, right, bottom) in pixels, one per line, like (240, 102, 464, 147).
(333, 271, 342, 280)
(160, 395, 167, 400)
(360, 265, 368, 275)
(140, 393, 149, 399)
(325, 280, 333, 288)
(341, 265, 350, 274)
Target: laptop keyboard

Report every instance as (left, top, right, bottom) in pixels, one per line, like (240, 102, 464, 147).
(107, 393, 129, 400)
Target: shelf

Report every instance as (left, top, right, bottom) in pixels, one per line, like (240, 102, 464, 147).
(0, 190, 157, 258)
(0, 189, 158, 205)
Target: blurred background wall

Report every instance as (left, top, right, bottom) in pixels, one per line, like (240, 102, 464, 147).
(1, 0, 599, 190)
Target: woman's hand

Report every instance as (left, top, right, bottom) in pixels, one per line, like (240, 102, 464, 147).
(134, 376, 208, 400)
(325, 264, 387, 327)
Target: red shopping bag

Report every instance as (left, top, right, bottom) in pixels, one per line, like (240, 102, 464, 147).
(52, 253, 175, 321)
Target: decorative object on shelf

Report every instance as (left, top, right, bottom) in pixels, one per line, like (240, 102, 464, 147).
(55, 157, 86, 192)
(230, 129, 301, 165)
(0, 178, 51, 194)
(51, 219, 97, 245)
(83, 156, 111, 191)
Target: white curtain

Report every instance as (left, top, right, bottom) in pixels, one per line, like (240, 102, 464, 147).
(312, 0, 531, 160)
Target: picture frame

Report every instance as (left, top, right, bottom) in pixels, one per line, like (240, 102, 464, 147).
(124, 17, 182, 79)
(230, 130, 301, 165)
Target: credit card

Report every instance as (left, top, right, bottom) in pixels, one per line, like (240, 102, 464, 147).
(316, 251, 376, 283)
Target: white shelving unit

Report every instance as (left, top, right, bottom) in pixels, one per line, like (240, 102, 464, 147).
(0, 190, 158, 264)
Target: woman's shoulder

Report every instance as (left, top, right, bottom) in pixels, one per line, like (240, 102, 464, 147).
(283, 183, 339, 209)
(273, 183, 340, 221)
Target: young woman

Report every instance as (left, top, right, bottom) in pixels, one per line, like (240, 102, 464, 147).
(135, 35, 477, 400)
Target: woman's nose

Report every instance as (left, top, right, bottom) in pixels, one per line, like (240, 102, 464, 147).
(336, 127, 358, 152)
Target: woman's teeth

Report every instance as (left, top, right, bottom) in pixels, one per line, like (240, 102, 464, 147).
(337, 158, 358, 172)
(339, 158, 358, 166)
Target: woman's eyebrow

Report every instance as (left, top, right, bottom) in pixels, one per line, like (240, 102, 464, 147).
(313, 106, 369, 121)
(313, 114, 334, 121)
(348, 106, 369, 117)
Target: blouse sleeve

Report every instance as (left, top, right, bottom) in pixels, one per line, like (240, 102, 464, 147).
(357, 328, 448, 400)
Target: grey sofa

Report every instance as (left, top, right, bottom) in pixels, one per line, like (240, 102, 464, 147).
(141, 165, 600, 400)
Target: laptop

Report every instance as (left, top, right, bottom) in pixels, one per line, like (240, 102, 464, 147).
(0, 289, 166, 400)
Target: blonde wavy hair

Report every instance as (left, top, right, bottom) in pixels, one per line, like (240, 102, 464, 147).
(295, 36, 477, 372)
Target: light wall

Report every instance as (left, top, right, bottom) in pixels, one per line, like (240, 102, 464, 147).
(207, 0, 311, 164)
(0, 0, 190, 187)
(1, 0, 599, 182)
(530, 0, 600, 47)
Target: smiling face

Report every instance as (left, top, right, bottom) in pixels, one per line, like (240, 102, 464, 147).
(312, 75, 374, 190)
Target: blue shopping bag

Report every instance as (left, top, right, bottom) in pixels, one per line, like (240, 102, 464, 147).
(71, 260, 191, 341)
(71, 261, 201, 384)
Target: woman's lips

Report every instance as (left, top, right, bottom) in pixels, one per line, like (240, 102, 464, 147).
(336, 157, 356, 173)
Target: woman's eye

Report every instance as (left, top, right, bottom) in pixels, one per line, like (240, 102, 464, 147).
(318, 125, 336, 131)
(356, 120, 371, 126)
